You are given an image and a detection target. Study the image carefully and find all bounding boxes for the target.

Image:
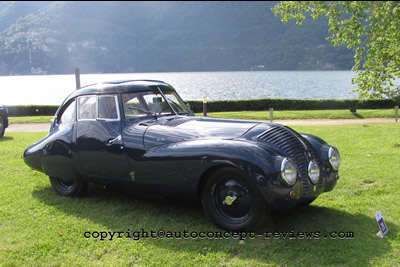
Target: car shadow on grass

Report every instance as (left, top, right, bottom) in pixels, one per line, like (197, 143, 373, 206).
(0, 136, 14, 142)
(32, 183, 394, 266)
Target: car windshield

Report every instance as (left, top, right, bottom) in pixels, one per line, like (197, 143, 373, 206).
(122, 88, 190, 118)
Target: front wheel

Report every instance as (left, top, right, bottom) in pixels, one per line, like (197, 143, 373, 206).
(49, 176, 88, 197)
(201, 167, 266, 231)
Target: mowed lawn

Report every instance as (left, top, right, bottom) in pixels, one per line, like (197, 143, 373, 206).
(0, 123, 399, 266)
(7, 108, 399, 124)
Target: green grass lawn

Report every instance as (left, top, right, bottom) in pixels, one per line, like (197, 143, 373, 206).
(8, 116, 54, 124)
(1, 124, 399, 265)
(199, 109, 397, 120)
(8, 108, 398, 124)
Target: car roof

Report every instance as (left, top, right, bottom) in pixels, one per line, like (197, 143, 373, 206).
(62, 79, 174, 104)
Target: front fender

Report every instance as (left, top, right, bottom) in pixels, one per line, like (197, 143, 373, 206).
(135, 138, 285, 201)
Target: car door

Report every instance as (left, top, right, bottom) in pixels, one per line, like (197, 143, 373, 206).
(76, 94, 129, 179)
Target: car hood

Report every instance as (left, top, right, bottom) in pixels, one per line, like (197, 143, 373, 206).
(143, 116, 259, 147)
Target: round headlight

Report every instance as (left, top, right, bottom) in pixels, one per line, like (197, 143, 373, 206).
(328, 147, 340, 170)
(281, 158, 297, 186)
(308, 160, 320, 184)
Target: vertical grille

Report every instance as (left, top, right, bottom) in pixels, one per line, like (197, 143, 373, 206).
(257, 125, 321, 193)
(290, 128, 324, 189)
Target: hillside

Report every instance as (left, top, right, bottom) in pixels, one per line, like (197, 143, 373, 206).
(0, 1, 354, 75)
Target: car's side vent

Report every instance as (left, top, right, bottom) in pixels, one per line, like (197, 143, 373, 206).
(162, 117, 195, 127)
(257, 125, 320, 193)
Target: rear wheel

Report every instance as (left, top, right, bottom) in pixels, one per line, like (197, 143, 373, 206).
(201, 167, 266, 231)
(49, 176, 88, 197)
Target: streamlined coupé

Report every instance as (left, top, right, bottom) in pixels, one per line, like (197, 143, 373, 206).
(24, 80, 340, 231)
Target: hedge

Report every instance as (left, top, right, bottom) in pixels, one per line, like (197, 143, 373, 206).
(6, 98, 399, 116)
(186, 98, 399, 113)
(7, 105, 59, 117)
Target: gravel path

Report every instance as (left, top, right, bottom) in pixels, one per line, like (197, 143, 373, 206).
(5, 118, 397, 132)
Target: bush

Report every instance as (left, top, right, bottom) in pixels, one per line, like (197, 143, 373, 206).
(7, 105, 59, 117)
(5, 98, 399, 116)
(186, 99, 397, 113)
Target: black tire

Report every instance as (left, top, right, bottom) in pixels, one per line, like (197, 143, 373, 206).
(0, 115, 5, 138)
(201, 167, 266, 231)
(49, 176, 88, 197)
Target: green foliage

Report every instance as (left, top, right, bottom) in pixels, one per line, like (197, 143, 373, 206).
(7, 105, 58, 116)
(7, 99, 397, 117)
(272, 1, 400, 99)
(187, 98, 396, 113)
(203, 109, 396, 120)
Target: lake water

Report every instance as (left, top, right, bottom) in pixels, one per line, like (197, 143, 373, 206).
(0, 71, 359, 105)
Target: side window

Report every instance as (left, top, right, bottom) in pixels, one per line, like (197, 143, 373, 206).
(123, 93, 147, 117)
(98, 95, 119, 120)
(78, 96, 96, 120)
(143, 94, 169, 114)
(58, 100, 76, 124)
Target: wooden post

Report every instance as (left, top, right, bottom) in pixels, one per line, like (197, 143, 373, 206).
(396, 105, 399, 123)
(75, 68, 81, 90)
(203, 97, 207, 117)
(269, 108, 273, 123)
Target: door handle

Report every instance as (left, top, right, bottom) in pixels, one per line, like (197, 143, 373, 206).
(106, 135, 121, 146)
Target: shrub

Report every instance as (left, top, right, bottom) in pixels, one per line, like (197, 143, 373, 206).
(6, 98, 398, 116)
(7, 105, 59, 117)
(186, 99, 396, 113)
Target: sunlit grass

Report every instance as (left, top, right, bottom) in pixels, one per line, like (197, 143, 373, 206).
(9, 109, 397, 124)
(9, 116, 53, 124)
(199, 109, 396, 120)
(0, 124, 399, 265)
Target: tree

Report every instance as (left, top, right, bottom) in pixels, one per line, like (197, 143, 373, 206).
(272, 1, 400, 99)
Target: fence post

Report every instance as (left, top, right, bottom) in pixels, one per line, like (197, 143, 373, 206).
(269, 108, 273, 123)
(396, 105, 399, 123)
(75, 68, 81, 90)
(203, 97, 207, 117)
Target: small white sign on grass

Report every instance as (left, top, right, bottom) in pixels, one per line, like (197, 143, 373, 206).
(375, 211, 389, 238)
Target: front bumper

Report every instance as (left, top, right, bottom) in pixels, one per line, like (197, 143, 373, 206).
(264, 169, 339, 211)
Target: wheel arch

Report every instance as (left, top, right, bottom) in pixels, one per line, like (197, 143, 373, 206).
(196, 159, 272, 203)
(197, 164, 235, 199)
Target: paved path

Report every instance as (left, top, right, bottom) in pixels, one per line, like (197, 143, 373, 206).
(6, 118, 397, 132)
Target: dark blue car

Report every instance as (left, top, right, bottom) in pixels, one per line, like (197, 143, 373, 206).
(23, 80, 340, 231)
(0, 104, 9, 138)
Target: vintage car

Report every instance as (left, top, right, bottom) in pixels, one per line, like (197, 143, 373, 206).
(23, 80, 340, 231)
(0, 104, 9, 138)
